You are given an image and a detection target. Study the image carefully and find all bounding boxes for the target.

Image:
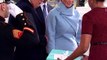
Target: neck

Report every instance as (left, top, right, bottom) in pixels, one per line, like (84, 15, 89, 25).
(95, 2, 105, 8)
(0, 13, 5, 18)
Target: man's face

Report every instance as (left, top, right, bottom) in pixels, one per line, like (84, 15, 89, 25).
(0, 3, 9, 18)
(3, 3, 9, 18)
(62, 0, 74, 8)
(30, 0, 43, 8)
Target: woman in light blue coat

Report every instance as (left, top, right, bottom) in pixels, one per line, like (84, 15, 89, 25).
(46, 0, 81, 53)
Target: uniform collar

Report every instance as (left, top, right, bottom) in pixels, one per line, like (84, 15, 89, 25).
(56, 2, 75, 16)
(0, 16, 5, 22)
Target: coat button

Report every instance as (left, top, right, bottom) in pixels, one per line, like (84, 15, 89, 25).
(22, 18, 25, 21)
(21, 13, 23, 16)
(24, 23, 27, 25)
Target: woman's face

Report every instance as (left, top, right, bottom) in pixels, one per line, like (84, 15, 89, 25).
(61, 0, 74, 8)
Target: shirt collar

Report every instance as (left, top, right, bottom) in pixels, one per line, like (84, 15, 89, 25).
(40, 2, 48, 10)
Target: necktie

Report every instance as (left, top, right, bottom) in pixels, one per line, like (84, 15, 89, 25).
(43, 4, 47, 18)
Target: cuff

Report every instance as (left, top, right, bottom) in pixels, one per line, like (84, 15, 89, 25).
(23, 27, 34, 33)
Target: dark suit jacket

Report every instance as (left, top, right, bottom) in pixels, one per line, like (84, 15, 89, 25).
(0, 16, 14, 60)
(36, 3, 53, 18)
(36, 3, 53, 21)
(35, 3, 53, 40)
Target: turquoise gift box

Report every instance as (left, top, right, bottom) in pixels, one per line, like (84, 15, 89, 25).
(46, 49, 82, 60)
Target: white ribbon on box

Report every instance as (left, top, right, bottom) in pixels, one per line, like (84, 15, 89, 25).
(54, 51, 69, 60)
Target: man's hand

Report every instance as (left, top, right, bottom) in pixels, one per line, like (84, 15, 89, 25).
(12, 29, 23, 39)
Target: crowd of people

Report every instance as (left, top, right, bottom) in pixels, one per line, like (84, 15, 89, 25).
(0, 0, 107, 60)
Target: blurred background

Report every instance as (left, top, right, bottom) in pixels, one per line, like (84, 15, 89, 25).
(13, 0, 87, 7)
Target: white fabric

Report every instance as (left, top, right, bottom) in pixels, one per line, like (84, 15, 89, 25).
(7, 3, 23, 17)
(40, 2, 48, 16)
(0, 0, 4, 3)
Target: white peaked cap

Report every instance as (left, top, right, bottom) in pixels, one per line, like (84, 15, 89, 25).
(0, 0, 5, 3)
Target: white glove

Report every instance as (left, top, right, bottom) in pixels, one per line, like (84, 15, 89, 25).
(8, 3, 23, 17)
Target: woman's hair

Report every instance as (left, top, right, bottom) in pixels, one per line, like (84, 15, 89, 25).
(96, 0, 105, 2)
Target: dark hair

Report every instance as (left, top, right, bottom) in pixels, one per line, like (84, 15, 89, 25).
(96, 0, 105, 2)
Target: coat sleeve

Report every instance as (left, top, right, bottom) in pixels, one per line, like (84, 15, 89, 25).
(15, 29, 39, 48)
(45, 12, 56, 53)
(8, 13, 40, 48)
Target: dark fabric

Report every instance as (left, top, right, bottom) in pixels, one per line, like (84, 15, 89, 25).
(0, 16, 15, 60)
(9, 12, 40, 47)
(35, 6, 46, 35)
(43, 5, 47, 18)
(15, 29, 39, 48)
(35, 4, 53, 47)
(9, 0, 47, 60)
(12, 13, 27, 30)
(82, 7, 107, 60)
(17, 0, 47, 48)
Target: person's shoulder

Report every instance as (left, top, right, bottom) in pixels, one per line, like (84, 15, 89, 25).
(74, 9, 80, 15)
(48, 7, 58, 16)
(47, 4, 53, 8)
(86, 8, 102, 15)
(83, 9, 94, 17)
(16, 1, 32, 12)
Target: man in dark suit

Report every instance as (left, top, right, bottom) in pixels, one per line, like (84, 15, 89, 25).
(35, 0, 53, 59)
(35, 0, 53, 35)
(36, 0, 53, 19)
(9, 0, 50, 60)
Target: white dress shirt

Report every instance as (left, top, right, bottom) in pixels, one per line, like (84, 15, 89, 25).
(40, 2, 49, 16)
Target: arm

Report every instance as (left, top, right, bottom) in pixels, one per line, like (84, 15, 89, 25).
(66, 13, 93, 60)
(8, 3, 39, 47)
(12, 14, 39, 47)
(45, 12, 56, 53)
(66, 34, 91, 60)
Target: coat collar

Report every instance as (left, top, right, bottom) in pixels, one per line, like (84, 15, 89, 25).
(56, 2, 75, 16)
(0, 16, 5, 22)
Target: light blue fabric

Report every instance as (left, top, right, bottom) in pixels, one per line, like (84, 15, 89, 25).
(46, 2, 81, 53)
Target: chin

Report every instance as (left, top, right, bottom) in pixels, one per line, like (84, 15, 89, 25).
(34, 5, 39, 8)
(66, 4, 73, 8)
(66, 6, 72, 8)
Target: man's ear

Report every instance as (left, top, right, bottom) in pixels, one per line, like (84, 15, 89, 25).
(1, 3, 6, 11)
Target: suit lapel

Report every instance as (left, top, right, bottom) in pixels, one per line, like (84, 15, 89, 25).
(36, 7, 45, 23)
